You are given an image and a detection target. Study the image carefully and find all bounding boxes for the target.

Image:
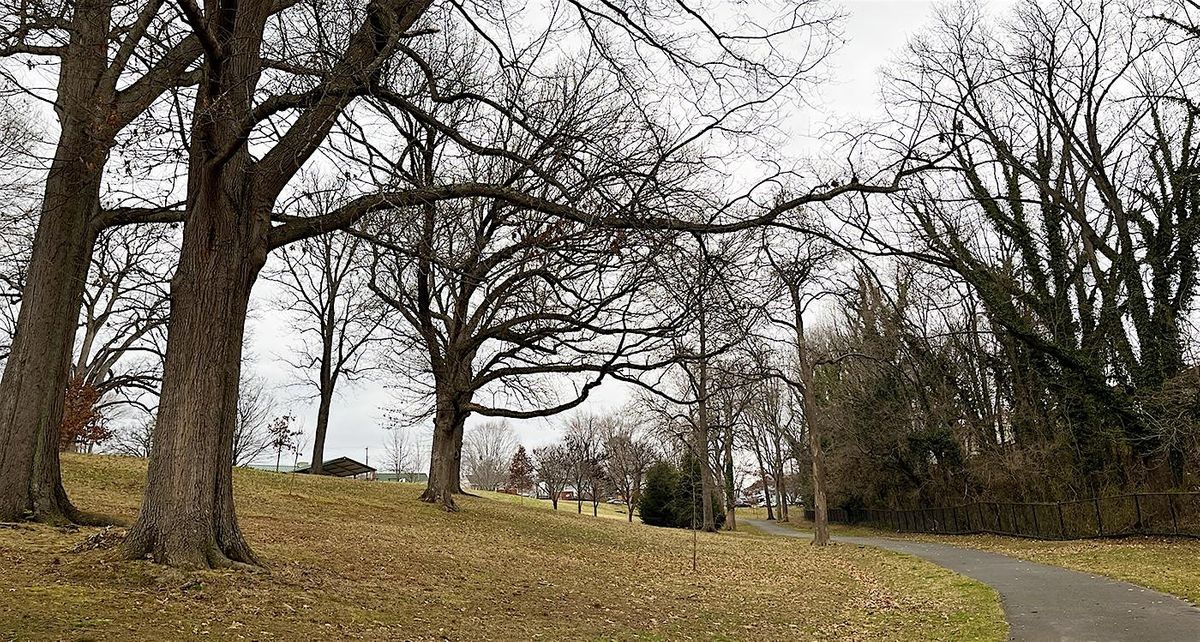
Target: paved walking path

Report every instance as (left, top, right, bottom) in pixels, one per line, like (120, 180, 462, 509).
(745, 518, 1200, 641)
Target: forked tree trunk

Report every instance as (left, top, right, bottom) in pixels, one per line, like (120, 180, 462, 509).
(0, 129, 104, 525)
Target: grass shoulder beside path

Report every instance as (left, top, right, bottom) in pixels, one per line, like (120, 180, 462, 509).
(772, 517, 1200, 605)
(0, 455, 1006, 641)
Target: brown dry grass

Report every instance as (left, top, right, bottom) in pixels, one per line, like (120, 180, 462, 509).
(0, 454, 1006, 641)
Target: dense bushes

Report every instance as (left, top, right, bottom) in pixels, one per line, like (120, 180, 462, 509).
(638, 453, 725, 529)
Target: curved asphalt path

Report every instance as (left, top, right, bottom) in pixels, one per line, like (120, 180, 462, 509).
(745, 518, 1200, 641)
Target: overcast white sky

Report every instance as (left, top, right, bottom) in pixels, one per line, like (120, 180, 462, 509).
(237, 0, 955, 470)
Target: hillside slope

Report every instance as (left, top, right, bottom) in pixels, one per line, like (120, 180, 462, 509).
(0, 454, 1004, 640)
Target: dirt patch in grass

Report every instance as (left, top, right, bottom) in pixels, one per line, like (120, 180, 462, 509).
(0, 455, 1005, 641)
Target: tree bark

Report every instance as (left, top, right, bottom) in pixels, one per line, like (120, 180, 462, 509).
(124, 30, 272, 563)
(309, 383, 334, 474)
(0, 0, 114, 524)
(794, 284, 828, 545)
(421, 405, 466, 509)
(723, 429, 737, 531)
(808, 424, 830, 545)
(123, 182, 267, 567)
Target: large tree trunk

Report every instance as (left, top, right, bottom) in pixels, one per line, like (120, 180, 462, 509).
(809, 425, 830, 545)
(0, 88, 107, 525)
(124, 212, 266, 568)
(421, 405, 466, 510)
(0, 197, 97, 524)
(124, 66, 270, 564)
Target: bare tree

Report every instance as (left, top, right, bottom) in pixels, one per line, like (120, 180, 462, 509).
(232, 374, 276, 468)
(267, 183, 384, 474)
(267, 415, 302, 473)
(462, 420, 516, 492)
(122, 0, 888, 568)
(564, 414, 608, 515)
(602, 418, 656, 522)
(72, 224, 174, 417)
(109, 416, 156, 459)
(533, 443, 572, 510)
(0, 99, 38, 363)
(382, 425, 416, 481)
(755, 227, 847, 544)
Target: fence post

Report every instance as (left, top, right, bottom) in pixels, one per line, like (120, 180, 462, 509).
(1169, 494, 1179, 535)
(1057, 502, 1066, 540)
(1133, 494, 1142, 532)
(1094, 497, 1104, 537)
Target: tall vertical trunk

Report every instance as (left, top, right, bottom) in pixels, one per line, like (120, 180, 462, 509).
(773, 431, 787, 522)
(808, 424, 829, 545)
(723, 429, 736, 531)
(794, 284, 828, 545)
(310, 384, 334, 474)
(0, 193, 98, 524)
(0, 0, 112, 524)
(124, 30, 271, 562)
(308, 316, 336, 473)
(124, 199, 267, 568)
(696, 309, 716, 531)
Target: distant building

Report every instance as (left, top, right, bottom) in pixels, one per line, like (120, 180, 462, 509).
(294, 457, 377, 480)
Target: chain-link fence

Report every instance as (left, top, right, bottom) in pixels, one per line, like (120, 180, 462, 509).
(807, 492, 1200, 540)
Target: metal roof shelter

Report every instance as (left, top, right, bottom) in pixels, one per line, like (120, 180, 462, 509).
(295, 457, 377, 480)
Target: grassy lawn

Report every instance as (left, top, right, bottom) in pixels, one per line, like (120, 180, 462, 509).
(0, 454, 1006, 641)
(475, 490, 635, 522)
(774, 518, 1200, 605)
